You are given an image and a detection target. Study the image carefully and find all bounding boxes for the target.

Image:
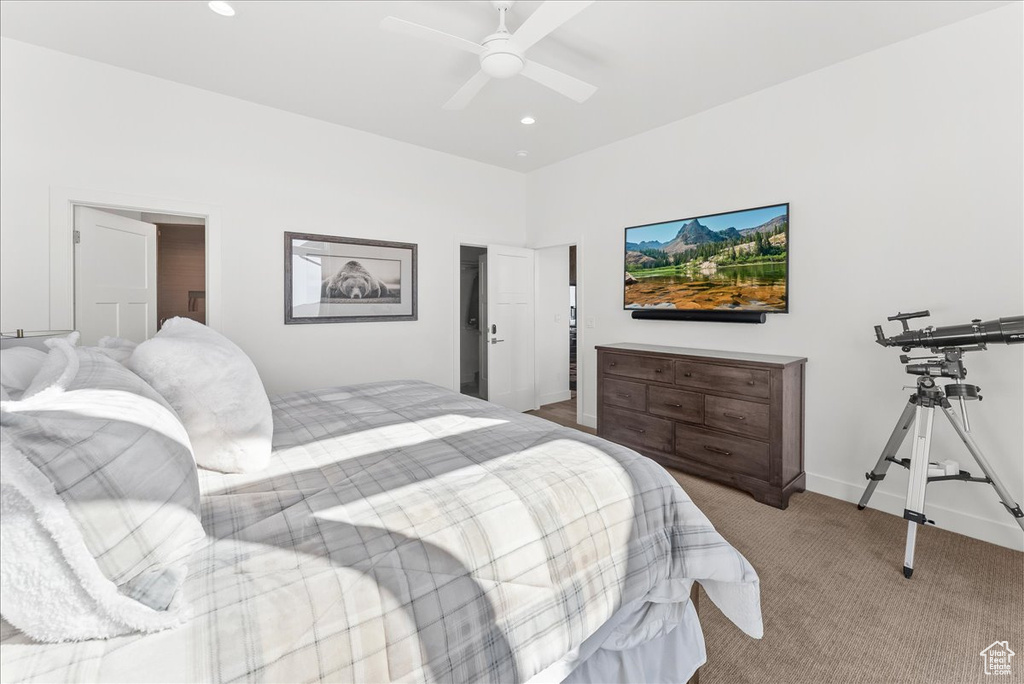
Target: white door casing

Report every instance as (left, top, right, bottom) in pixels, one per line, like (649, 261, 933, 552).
(74, 206, 157, 346)
(486, 244, 535, 412)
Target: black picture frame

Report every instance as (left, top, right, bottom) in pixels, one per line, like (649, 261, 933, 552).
(284, 231, 418, 324)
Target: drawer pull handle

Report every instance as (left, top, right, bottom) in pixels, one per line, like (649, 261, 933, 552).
(617, 393, 631, 399)
(624, 426, 647, 434)
(723, 412, 746, 421)
(655, 369, 663, 373)
(683, 372, 693, 378)
(610, 362, 617, 367)
(703, 445, 732, 456)
(666, 403, 683, 408)
(747, 380, 755, 385)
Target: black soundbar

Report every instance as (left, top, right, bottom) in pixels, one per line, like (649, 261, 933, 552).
(630, 310, 767, 324)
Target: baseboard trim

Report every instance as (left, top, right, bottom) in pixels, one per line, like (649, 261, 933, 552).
(581, 412, 597, 429)
(805, 472, 1024, 551)
(536, 390, 571, 408)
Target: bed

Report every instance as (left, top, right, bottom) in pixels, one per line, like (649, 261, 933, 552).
(1, 379, 761, 682)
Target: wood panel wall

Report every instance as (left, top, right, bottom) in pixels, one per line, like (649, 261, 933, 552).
(157, 224, 205, 328)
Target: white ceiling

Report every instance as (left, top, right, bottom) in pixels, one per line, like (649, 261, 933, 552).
(0, 1, 1010, 172)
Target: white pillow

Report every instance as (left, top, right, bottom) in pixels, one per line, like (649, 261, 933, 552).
(127, 317, 272, 473)
(0, 347, 48, 392)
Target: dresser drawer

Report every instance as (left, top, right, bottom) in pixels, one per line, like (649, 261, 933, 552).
(602, 378, 647, 412)
(675, 360, 770, 399)
(649, 386, 703, 425)
(674, 424, 769, 480)
(602, 406, 674, 454)
(603, 353, 673, 383)
(704, 395, 770, 440)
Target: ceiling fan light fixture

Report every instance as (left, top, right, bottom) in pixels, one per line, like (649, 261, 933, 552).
(520, 116, 536, 125)
(515, 150, 529, 158)
(208, 1, 235, 17)
(480, 50, 524, 79)
(380, 0, 597, 110)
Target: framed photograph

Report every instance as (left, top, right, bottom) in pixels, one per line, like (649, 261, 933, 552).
(284, 232, 417, 324)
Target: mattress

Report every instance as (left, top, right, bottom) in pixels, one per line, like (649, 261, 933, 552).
(1, 380, 761, 682)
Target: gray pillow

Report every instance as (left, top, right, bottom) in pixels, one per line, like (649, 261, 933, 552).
(0, 342, 205, 642)
(0, 346, 47, 397)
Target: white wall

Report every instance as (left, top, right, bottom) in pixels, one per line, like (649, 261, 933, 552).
(535, 244, 571, 407)
(0, 38, 526, 394)
(526, 5, 1024, 550)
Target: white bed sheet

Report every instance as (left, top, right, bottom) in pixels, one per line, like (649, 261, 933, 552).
(529, 581, 704, 684)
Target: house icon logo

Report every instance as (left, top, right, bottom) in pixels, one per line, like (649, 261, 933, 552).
(980, 641, 1015, 676)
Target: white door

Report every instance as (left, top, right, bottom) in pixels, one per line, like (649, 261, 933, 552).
(478, 253, 489, 399)
(486, 244, 535, 411)
(74, 206, 157, 346)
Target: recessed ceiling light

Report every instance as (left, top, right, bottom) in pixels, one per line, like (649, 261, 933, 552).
(520, 116, 536, 125)
(515, 150, 529, 158)
(208, 1, 235, 17)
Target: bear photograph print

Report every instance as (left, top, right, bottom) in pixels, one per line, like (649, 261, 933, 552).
(321, 258, 398, 302)
(284, 232, 417, 323)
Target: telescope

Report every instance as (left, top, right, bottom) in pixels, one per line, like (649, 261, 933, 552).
(874, 311, 1024, 352)
(861, 308, 1024, 580)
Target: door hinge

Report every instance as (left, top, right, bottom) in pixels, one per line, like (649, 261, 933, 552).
(73, 230, 81, 244)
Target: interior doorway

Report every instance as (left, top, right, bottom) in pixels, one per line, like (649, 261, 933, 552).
(454, 239, 537, 412)
(533, 243, 576, 410)
(527, 242, 582, 427)
(156, 222, 206, 328)
(73, 206, 207, 346)
(459, 245, 487, 399)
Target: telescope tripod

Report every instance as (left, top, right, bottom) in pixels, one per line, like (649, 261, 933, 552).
(858, 375, 1024, 578)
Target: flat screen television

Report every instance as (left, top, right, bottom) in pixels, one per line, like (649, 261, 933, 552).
(624, 203, 789, 315)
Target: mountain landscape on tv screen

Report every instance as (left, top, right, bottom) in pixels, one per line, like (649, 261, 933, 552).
(625, 209, 788, 311)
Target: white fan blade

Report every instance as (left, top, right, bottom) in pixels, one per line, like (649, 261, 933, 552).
(521, 61, 596, 103)
(443, 71, 491, 110)
(380, 16, 484, 55)
(510, 1, 594, 53)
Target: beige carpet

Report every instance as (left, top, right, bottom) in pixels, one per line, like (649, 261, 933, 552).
(668, 470, 1024, 684)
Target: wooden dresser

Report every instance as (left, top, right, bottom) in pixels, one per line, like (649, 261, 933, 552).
(596, 343, 807, 508)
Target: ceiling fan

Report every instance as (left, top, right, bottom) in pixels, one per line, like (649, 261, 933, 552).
(380, 0, 597, 110)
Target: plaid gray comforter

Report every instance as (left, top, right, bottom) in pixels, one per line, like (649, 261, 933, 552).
(1, 380, 761, 683)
